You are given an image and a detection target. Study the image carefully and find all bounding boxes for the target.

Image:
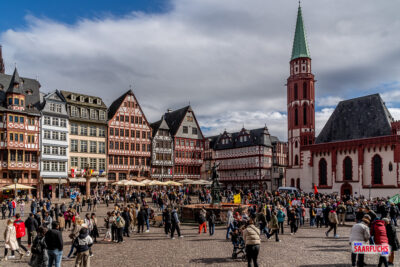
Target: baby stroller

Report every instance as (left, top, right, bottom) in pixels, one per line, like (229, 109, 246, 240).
(231, 228, 246, 260)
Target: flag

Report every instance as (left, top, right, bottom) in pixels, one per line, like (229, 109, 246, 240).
(314, 185, 318, 194)
(71, 168, 76, 178)
(168, 168, 172, 175)
(389, 194, 400, 204)
(233, 193, 241, 204)
(99, 169, 104, 176)
(81, 169, 86, 177)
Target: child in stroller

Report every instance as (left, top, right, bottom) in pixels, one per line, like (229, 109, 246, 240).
(231, 227, 246, 260)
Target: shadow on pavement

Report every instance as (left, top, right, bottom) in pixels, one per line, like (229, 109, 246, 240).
(190, 257, 237, 265)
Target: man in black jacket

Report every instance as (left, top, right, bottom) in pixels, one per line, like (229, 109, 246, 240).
(25, 213, 38, 248)
(45, 221, 63, 267)
(162, 207, 172, 236)
(121, 207, 131, 237)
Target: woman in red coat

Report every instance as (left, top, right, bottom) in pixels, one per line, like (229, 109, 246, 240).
(371, 219, 389, 267)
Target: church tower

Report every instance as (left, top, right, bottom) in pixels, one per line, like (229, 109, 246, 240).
(287, 4, 315, 168)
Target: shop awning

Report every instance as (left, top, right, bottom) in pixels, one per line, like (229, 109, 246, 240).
(68, 178, 87, 183)
(43, 179, 68, 185)
(89, 177, 108, 183)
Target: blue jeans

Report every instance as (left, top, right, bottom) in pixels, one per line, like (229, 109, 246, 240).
(209, 223, 215, 236)
(226, 223, 234, 239)
(391, 216, 397, 226)
(146, 218, 150, 230)
(310, 217, 315, 226)
(48, 249, 63, 267)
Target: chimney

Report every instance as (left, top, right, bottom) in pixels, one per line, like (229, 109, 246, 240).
(167, 108, 172, 113)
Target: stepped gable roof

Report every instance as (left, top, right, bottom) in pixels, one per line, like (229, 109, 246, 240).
(0, 71, 41, 114)
(164, 105, 191, 135)
(214, 126, 277, 150)
(316, 94, 394, 144)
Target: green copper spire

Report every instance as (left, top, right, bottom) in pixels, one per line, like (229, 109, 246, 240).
(291, 4, 310, 60)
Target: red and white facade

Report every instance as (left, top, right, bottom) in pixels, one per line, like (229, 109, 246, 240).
(107, 90, 152, 181)
(286, 6, 400, 198)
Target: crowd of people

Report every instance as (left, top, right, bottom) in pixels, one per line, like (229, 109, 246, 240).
(1, 187, 400, 267)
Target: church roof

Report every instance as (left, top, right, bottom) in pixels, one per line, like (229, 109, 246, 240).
(291, 5, 310, 60)
(316, 94, 394, 144)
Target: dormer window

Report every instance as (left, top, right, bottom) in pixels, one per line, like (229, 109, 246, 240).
(89, 98, 93, 104)
(71, 94, 76, 101)
(14, 98, 19, 105)
(80, 96, 84, 102)
(25, 89, 33, 95)
(96, 99, 101, 105)
(8, 98, 12, 105)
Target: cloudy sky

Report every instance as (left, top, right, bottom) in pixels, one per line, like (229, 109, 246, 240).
(1, 0, 400, 140)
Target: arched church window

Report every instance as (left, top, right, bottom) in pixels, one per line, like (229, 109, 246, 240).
(294, 84, 298, 100)
(389, 162, 393, 172)
(372, 154, 382, 184)
(343, 156, 352, 181)
(303, 82, 307, 98)
(290, 179, 295, 187)
(295, 155, 299, 165)
(296, 178, 300, 189)
(303, 104, 308, 125)
(295, 141, 298, 148)
(294, 107, 298, 126)
(319, 158, 327, 186)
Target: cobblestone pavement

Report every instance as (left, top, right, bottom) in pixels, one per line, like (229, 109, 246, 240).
(1, 202, 400, 267)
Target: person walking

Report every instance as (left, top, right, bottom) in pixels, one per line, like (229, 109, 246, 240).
(115, 212, 125, 243)
(45, 221, 63, 267)
(208, 210, 216, 236)
(162, 207, 172, 236)
(90, 214, 99, 243)
(198, 208, 207, 234)
(14, 213, 30, 256)
(137, 207, 147, 234)
(371, 218, 389, 267)
(2, 219, 24, 261)
(288, 208, 298, 235)
(67, 219, 83, 259)
(267, 211, 280, 242)
(170, 206, 183, 239)
(349, 215, 370, 267)
(389, 203, 399, 227)
(277, 208, 285, 234)
(243, 217, 261, 267)
(226, 207, 234, 240)
(25, 213, 39, 249)
(29, 226, 48, 267)
(337, 202, 346, 226)
(121, 208, 131, 238)
(383, 218, 399, 266)
(73, 228, 93, 267)
(326, 207, 339, 238)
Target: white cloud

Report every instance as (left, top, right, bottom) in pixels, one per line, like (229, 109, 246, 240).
(1, 0, 400, 141)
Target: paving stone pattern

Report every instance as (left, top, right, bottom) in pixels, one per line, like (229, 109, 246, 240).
(0, 202, 399, 267)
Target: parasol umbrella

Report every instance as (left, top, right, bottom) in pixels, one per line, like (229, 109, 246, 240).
(180, 178, 195, 184)
(148, 180, 165, 186)
(140, 179, 152, 185)
(389, 194, 400, 204)
(2, 184, 35, 190)
(164, 181, 182, 186)
(126, 180, 145, 186)
(112, 180, 130, 186)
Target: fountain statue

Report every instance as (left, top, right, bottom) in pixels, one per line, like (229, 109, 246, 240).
(210, 163, 221, 205)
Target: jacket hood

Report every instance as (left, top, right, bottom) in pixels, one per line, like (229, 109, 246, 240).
(79, 228, 89, 238)
(329, 210, 336, 213)
(374, 220, 385, 227)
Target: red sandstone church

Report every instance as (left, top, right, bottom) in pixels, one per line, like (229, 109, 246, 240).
(286, 5, 400, 198)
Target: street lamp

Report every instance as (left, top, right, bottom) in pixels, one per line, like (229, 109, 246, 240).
(58, 177, 61, 201)
(369, 184, 372, 200)
(96, 176, 99, 196)
(13, 177, 18, 199)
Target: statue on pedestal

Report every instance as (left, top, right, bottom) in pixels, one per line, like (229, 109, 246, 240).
(211, 163, 221, 205)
